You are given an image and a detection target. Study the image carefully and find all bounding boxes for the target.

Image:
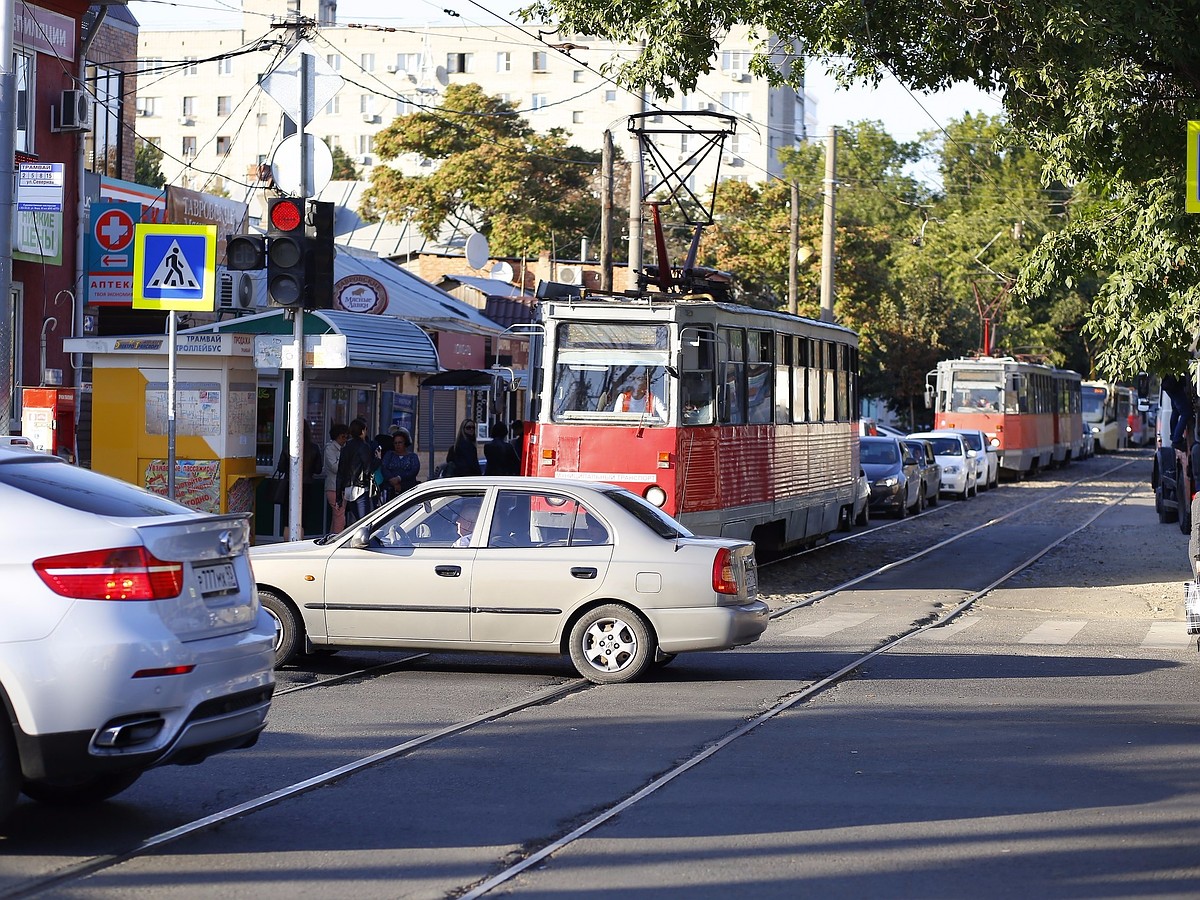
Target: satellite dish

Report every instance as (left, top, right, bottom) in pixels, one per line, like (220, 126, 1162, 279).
(237, 273, 255, 309)
(488, 260, 515, 282)
(465, 232, 490, 269)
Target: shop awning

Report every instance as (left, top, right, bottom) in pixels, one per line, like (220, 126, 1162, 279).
(183, 308, 440, 375)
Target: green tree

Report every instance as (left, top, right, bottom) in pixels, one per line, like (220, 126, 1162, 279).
(135, 139, 165, 189)
(360, 83, 606, 257)
(521, 0, 1200, 377)
(330, 145, 360, 181)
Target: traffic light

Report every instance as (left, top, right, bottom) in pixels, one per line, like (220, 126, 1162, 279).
(266, 197, 307, 307)
(306, 200, 335, 309)
(225, 233, 265, 271)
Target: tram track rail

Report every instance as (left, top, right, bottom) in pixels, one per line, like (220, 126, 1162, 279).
(0, 455, 1150, 899)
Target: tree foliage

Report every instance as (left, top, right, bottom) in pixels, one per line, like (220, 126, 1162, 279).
(360, 83, 609, 257)
(521, 0, 1200, 377)
(330, 145, 360, 181)
(135, 140, 165, 189)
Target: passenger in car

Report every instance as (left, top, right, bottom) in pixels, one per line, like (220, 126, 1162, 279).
(452, 501, 480, 548)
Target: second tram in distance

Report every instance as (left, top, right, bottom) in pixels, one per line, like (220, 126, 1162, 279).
(521, 294, 861, 552)
(928, 356, 1084, 478)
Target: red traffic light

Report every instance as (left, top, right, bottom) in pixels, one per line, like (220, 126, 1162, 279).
(269, 199, 303, 232)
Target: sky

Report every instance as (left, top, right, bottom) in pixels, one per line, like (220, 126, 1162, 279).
(129, 0, 1001, 148)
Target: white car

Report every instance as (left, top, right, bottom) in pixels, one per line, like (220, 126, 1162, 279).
(908, 432, 979, 499)
(944, 428, 1000, 490)
(250, 477, 768, 684)
(0, 448, 275, 821)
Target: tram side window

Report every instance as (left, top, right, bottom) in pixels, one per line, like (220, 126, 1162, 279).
(718, 327, 746, 424)
(775, 333, 792, 425)
(681, 328, 716, 426)
(747, 330, 773, 424)
(806, 339, 820, 423)
(849, 345, 859, 423)
(792, 337, 807, 423)
(836, 343, 850, 422)
(822, 341, 837, 422)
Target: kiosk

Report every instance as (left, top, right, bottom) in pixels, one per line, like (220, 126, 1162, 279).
(64, 332, 259, 516)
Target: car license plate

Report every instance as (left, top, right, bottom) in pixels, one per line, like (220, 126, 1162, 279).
(195, 562, 238, 596)
(744, 562, 758, 597)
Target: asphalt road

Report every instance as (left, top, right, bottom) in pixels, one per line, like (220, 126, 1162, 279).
(3, 452, 1197, 899)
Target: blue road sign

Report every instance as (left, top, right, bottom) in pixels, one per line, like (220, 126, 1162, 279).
(133, 224, 216, 311)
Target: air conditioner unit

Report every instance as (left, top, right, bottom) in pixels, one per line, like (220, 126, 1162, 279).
(362, 113, 379, 123)
(178, 116, 193, 126)
(136, 108, 151, 117)
(355, 154, 372, 164)
(386, 64, 399, 73)
(557, 265, 582, 285)
(728, 71, 748, 82)
(218, 271, 261, 310)
(55, 89, 92, 132)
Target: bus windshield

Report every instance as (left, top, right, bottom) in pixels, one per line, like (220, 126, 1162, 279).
(551, 322, 671, 422)
(1082, 386, 1108, 419)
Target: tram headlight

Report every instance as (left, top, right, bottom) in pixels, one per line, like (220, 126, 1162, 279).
(644, 485, 668, 507)
(989, 436, 1000, 448)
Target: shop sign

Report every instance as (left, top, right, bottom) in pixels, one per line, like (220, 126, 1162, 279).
(333, 274, 388, 314)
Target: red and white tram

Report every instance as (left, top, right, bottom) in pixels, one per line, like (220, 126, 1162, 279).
(928, 356, 1084, 478)
(521, 294, 861, 551)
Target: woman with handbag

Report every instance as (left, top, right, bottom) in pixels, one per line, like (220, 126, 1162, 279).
(335, 418, 377, 526)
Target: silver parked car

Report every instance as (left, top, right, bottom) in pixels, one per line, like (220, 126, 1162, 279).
(0, 448, 275, 821)
(250, 477, 768, 684)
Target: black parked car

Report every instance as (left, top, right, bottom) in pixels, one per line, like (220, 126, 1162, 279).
(903, 438, 942, 509)
(860, 436, 922, 518)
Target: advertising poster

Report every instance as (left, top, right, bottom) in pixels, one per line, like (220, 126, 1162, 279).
(144, 458, 222, 512)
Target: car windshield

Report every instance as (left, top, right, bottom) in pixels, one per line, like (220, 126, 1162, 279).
(903, 442, 925, 462)
(958, 432, 983, 451)
(927, 437, 964, 456)
(860, 440, 899, 465)
(604, 488, 692, 539)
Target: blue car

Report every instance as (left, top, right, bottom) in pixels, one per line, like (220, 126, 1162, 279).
(860, 436, 923, 518)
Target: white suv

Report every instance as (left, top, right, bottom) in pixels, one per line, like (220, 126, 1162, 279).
(0, 448, 275, 820)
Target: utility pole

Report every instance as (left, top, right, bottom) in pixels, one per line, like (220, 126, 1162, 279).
(600, 130, 613, 292)
(820, 127, 837, 324)
(628, 92, 645, 292)
(0, 0, 16, 434)
(788, 181, 799, 315)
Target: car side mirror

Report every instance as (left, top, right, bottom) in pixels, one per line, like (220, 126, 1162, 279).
(348, 526, 372, 549)
(966, 449, 978, 458)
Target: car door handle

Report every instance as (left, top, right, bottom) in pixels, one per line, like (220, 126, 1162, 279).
(435, 565, 462, 577)
(571, 567, 597, 579)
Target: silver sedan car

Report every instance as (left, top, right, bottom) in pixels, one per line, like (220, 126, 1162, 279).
(250, 477, 768, 684)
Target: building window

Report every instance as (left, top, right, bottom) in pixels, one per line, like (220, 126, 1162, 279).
(447, 52, 472, 74)
(531, 93, 548, 110)
(605, 89, 617, 103)
(397, 96, 414, 116)
(720, 91, 750, 115)
(681, 134, 690, 154)
(325, 134, 339, 150)
(573, 70, 584, 83)
(217, 57, 232, 76)
(496, 51, 511, 72)
(13, 51, 32, 154)
(216, 136, 231, 156)
(85, 63, 123, 176)
(324, 95, 340, 115)
(721, 50, 749, 75)
(182, 97, 195, 117)
(326, 53, 341, 71)
(361, 53, 375, 72)
(256, 112, 270, 126)
(136, 96, 157, 117)
(357, 134, 373, 155)
(183, 57, 198, 76)
(217, 96, 231, 116)
(396, 53, 419, 72)
(572, 110, 583, 124)
(144, 57, 163, 74)
(532, 51, 548, 72)
(182, 136, 197, 158)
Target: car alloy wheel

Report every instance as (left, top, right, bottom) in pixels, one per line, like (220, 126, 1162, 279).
(258, 589, 300, 667)
(569, 604, 653, 684)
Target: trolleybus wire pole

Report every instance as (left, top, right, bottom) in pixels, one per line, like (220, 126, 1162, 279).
(820, 127, 838, 324)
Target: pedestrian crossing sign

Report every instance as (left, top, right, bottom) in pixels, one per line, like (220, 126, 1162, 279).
(133, 224, 217, 310)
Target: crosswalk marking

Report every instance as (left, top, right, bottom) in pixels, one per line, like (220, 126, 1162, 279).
(783, 612, 877, 638)
(919, 617, 982, 641)
(1140, 622, 1194, 649)
(1019, 620, 1087, 644)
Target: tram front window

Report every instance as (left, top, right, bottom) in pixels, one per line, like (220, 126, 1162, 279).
(552, 363, 670, 422)
(950, 385, 1003, 412)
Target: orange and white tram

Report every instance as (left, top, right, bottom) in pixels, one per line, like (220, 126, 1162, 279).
(928, 357, 1084, 478)
(520, 294, 861, 551)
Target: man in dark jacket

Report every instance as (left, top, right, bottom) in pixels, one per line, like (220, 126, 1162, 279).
(484, 421, 520, 476)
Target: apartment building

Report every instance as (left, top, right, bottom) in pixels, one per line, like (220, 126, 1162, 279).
(137, 0, 815, 206)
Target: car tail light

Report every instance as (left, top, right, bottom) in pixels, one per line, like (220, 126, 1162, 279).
(712, 548, 739, 595)
(34, 546, 184, 600)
